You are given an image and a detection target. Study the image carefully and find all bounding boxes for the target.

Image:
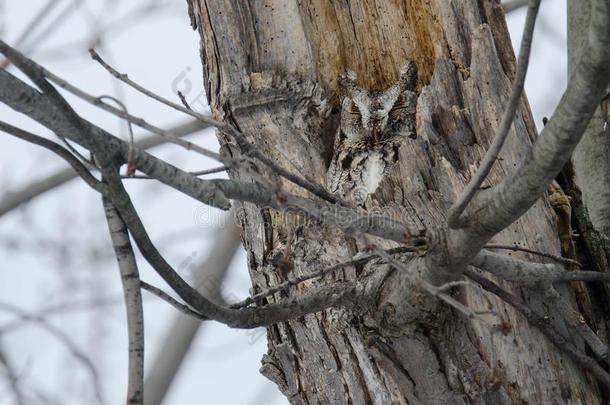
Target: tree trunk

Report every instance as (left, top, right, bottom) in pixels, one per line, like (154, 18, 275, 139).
(569, 0, 610, 239)
(188, 0, 602, 403)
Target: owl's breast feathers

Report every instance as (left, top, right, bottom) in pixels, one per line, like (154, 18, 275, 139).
(327, 137, 399, 204)
(327, 62, 417, 205)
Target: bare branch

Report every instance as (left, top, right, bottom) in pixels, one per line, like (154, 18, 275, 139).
(474, 249, 610, 287)
(502, 0, 530, 13)
(2, 52, 365, 328)
(0, 58, 414, 242)
(377, 251, 493, 322)
(471, 249, 561, 285)
(140, 281, 206, 321)
(122, 165, 228, 180)
(89, 48, 222, 128)
(465, 268, 610, 389)
(103, 198, 144, 405)
(3, 43, 349, 328)
(446, 0, 610, 266)
(484, 243, 582, 268)
(0, 119, 207, 218)
(0, 302, 104, 404)
(569, 0, 610, 238)
(144, 220, 240, 405)
(0, 343, 26, 405)
(231, 246, 416, 309)
(2, 44, 219, 160)
(102, 166, 364, 328)
(542, 286, 609, 361)
(0, 121, 104, 193)
(448, 0, 541, 227)
(89, 48, 342, 204)
(0, 65, 231, 209)
(555, 271, 610, 283)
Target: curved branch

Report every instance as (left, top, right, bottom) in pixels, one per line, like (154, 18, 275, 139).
(103, 166, 364, 328)
(0, 119, 207, 218)
(0, 121, 104, 193)
(143, 221, 240, 405)
(89, 48, 341, 204)
(0, 61, 414, 242)
(448, 0, 541, 227)
(465, 268, 610, 388)
(140, 281, 206, 321)
(447, 0, 610, 265)
(8, 45, 219, 160)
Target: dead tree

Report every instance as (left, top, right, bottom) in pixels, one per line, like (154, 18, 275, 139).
(186, 0, 610, 403)
(1, 0, 610, 403)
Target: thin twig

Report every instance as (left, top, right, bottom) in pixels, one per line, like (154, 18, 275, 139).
(140, 281, 206, 321)
(0, 121, 105, 193)
(89, 48, 342, 205)
(465, 267, 610, 388)
(0, 0, 57, 68)
(98, 95, 136, 176)
(89, 48, 223, 127)
(122, 165, 229, 180)
(484, 244, 582, 268)
(231, 246, 417, 309)
(5, 47, 219, 160)
(177, 90, 191, 110)
(0, 343, 27, 405)
(0, 302, 104, 404)
(448, 0, 541, 227)
(0, 119, 207, 218)
(377, 251, 495, 322)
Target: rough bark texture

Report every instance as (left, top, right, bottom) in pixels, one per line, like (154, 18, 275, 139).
(189, 1, 601, 403)
(569, 0, 610, 239)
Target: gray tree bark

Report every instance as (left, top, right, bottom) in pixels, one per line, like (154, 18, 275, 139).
(569, 0, 610, 238)
(186, 1, 603, 403)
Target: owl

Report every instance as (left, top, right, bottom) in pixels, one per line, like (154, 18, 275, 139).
(327, 62, 417, 206)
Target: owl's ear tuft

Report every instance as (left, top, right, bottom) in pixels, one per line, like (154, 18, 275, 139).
(398, 62, 417, 91)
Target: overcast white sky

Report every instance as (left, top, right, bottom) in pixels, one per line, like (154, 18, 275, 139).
(0, 1, 567, 404)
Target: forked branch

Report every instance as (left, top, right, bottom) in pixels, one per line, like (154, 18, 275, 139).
(444, 0, 610, 266)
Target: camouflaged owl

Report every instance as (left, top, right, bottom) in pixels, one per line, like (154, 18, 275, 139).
(327, 62, 417, 205)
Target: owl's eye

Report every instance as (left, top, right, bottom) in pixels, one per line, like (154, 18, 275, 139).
(390, 103, 408, 112)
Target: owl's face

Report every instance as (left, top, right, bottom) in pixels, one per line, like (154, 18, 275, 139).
(339, 62, 417, 144)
